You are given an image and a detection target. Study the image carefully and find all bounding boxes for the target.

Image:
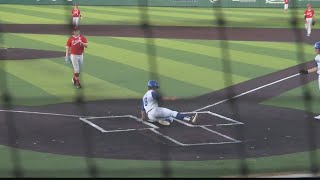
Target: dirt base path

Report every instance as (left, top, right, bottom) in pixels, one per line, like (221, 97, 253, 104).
(1, 24, 319, 43)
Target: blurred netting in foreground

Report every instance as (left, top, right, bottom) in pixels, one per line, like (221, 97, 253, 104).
(0, 0, 318, 178)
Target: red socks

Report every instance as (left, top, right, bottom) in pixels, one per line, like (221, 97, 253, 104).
(74, 73, 80, 84)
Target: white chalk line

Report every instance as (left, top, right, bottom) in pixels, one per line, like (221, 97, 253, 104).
(79, 117, 106, 133)
(149, 128, 185, 146)
(0, 109, 242, 146)
(0, 109, 83, 118)
(194, 73, 300, 112)
(200, 126, 240, 143)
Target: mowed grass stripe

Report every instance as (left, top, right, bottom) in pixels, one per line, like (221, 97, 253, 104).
(72, 6, 184, 25)
(8, 33, 210, 97)
(118, 37, 296, 69)
(188, 40, 314, 61)
(0, 59, 140, 101)
(89, 39, 248, 89)
(0, 5, 286, 26)
(15, 32, 245, 90)
(0, 5, 138, 24)
(108, 37, 277, 78)
(172, 39, 298, 68)
(0, 5, 68, 22)
(0, 67, 61, 106)
(0, 10, 60, 24)
(232, 41, 314, 54)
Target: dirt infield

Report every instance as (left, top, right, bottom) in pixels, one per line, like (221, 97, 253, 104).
(0, 48, 64, 60)
(0, 24, 319, 161)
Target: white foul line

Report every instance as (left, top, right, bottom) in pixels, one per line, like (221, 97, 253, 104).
(0, 109, 82, 118)
(195, 73, 300, 112)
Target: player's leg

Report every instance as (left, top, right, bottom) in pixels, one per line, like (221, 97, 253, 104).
(307, 18, 312, 36)
(155, 107, 197, 123)
(75, 17, 79, 26)
(147, 109, 170, 125)
(71, 54, 81, 88)
(72, 17, 76, 26)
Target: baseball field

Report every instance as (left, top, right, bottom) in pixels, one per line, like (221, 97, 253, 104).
(1, 4, 320, 178)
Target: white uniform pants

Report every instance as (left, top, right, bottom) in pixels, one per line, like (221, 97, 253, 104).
(147, 107, 178, 122)
(305, 18, 313, 35)
(72, 17, 80, 26)
(284, 4, 288, 10)
(70, 54, 83, 73)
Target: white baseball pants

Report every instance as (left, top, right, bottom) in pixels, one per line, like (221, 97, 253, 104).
(70, 54, 83, 73)
(284, 4, 288, 10)
(147, 107, 178, 122)
(72, 17, 80, 26)
(305, 18, 313, 36)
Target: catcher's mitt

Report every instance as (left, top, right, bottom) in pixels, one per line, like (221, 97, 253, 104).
(312, 20, 316, 26)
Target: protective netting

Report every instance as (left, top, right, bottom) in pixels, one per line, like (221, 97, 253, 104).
(0, 0, 319, 177)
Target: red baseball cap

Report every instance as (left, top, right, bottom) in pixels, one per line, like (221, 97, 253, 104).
(307, 3, 311, 7)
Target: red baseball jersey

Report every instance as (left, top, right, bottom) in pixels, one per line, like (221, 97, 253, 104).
(66, 35, 87, 55)
(284, 0, 288, 4)
(72, 9, 81, 17)
(305, 9, 315, 18)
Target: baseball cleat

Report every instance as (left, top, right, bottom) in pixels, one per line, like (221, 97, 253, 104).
(75, 83, 82, 89)
(158, 119, 170, 126)
(191, 113, 198, 123)
(72, 78, 76, 86)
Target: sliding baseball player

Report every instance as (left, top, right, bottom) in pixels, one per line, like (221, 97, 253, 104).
(141, 80, 198, 126)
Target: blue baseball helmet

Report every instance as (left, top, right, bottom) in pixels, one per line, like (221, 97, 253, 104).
(147, 80, 159, 88)
(315, 42, 320, 49)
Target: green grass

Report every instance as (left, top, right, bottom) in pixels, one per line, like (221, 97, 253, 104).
(0, 33, 314, 106)
(0, 144, 317, 177)
(262, 79, 320, 114)
(0, 4, 316, 28)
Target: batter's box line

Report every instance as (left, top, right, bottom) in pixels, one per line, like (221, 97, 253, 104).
(150, 128, 240, 147)
(178, 111, 243, 127)
(79, 115, 159, 133)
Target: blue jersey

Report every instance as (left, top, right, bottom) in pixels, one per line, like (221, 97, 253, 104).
(141, 90, 160, 113)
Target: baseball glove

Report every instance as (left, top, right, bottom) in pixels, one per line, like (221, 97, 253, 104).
(299, 69, 308, 74)
(65, 56, 71, 64)
(312, 20, 316, 26)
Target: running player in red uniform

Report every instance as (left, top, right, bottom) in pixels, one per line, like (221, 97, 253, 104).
(71, 4, 81, 26)
(304, 3, 315, 37)
(284, 0, 289, 13)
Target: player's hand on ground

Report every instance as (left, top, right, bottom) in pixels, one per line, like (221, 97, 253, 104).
(299, 69, 308, 74)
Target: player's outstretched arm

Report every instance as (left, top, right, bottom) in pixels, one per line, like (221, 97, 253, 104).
(300, 67, 318, 74)
(162, 96, 178, 101)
